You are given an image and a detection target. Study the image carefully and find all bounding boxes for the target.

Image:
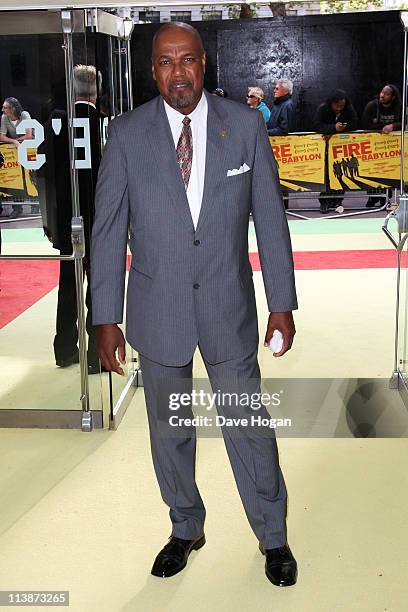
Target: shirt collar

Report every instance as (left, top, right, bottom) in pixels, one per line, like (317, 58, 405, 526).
(163, 91, 207, 127)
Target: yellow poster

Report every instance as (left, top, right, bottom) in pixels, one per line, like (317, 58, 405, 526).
(328, 131, 401, 190)
(269, 134, 326, 191)
(0, 144, 38, 197)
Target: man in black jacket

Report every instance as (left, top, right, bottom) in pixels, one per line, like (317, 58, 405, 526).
(362, 84, 401, 207)
(41, 65, 102, 373)
(362, 84, 402, 133)
(314, 89, 358, 213)
(314, 89, 358, 135)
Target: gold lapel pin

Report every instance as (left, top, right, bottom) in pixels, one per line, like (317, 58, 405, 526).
(220, 128, 228, 138)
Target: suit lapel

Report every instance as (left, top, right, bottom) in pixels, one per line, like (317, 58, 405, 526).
(195, 91, 230, 233)
(147, 97, 195, 231)
(146, 93, 230, 233)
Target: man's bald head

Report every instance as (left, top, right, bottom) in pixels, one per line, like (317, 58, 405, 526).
(152, 22, 204, 61)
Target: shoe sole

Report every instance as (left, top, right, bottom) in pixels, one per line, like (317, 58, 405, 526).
(265, 568, 298, 587)
(56, 359, 79, 368)
(192, 534, 206, 551)
(151, 535, 206, 578)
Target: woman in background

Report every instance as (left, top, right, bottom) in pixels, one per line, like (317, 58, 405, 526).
(0, 97, 33, 219)
(246, 86, 271, 124)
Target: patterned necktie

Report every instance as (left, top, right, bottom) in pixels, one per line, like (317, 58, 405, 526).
(176, 116, 193, 190)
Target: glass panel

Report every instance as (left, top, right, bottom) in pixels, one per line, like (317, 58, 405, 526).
(0, 33, 67, 256)
(0, 15, 136, 420)
(0, 276, 84, 410)
(138, 11, 161, 24)
(397, 240, 408, 386)
(397, 28, 408, 387)
(0, 29, 85, 411)
(170, 12, 192, 23)
(202, 10, 223, 21)
(89, 32, 136, 412)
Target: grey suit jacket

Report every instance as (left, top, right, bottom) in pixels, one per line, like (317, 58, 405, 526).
(90, 90, 297, 366)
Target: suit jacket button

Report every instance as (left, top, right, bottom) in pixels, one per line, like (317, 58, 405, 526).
(194, 239, 201, 246)
(193, 283, 200, 289)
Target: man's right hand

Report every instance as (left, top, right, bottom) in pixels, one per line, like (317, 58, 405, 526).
(335, 122, 345, 132)
(96, 324, 126, 375)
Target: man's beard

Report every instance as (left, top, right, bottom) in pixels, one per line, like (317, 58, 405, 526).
(169, 89, 196, 110)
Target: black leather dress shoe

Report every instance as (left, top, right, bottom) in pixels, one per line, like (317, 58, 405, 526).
(259, 542, 298, 586)
(56, 352, 79, 368)
(151, 534, 205, 578)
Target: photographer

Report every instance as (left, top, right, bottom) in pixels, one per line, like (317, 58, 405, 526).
(314, 89, 358, 134)
(314, 89, 358, 213)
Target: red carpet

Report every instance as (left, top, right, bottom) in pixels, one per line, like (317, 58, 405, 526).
(0, 249, 404, 329)
(0, 260, 60, 329)
(250, 249, 405, 271)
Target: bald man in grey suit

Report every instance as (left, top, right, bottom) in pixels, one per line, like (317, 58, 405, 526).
(91, 22, 298, 586)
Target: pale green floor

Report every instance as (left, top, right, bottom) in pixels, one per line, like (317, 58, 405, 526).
(0, 219, 407, 611)
(0, 426, 407, 611)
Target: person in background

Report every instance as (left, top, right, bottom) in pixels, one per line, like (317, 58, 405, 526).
(314, 89, 358, 213)
(267, 78, 295, 209)
(41, 65, 102, 374)
(362, 84, 402, 207)
(246, 86, 271, 123)
(314, 89, 358, 135)
(99, 93, 111, 118)
(267, 79, 294, 136)
(362, 84, 401, 133)
(0, 97, 33, 219)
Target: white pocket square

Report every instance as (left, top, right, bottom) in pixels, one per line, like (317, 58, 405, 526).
(227, 163, 251, 177)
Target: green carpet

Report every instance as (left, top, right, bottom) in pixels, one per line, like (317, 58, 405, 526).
(2, 218, 385, 244)
(248, 217, 385, 237)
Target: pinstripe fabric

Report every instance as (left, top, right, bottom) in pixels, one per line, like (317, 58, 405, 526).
(90, 89, 297, 367)
(91, 90, 297, 549)
(140, 347, 288, 549)
(139, 352, 206, 541)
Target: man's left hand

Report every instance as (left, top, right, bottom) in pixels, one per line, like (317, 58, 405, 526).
(264, 311, 296, 357)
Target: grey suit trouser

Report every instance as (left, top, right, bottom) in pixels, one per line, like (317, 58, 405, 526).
(139, 346, 288, 549)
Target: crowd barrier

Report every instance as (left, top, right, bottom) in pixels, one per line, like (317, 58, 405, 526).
(0, 131, 402, 205)
(269, 131, 402, 192)
(0, 144, 38, 203)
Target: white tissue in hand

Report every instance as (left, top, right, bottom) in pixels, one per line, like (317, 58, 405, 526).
(269, 330, 283, 353)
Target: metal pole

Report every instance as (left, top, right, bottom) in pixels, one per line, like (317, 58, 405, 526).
(395, 238, 402, 374)
(0, 253, 76, 261)
(62, 10, 91, 426)
(108, 36, 116, 117)
(117, 39, 123, 116)
(400, 28, 407, 195)
(390, 12, 408, 387)
(126, 37, 133, 111)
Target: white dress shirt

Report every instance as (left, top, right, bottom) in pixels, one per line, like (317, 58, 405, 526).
(163, 93, 208, 229)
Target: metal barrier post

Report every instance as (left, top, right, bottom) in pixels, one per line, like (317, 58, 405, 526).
(62, 9, 91, 430)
